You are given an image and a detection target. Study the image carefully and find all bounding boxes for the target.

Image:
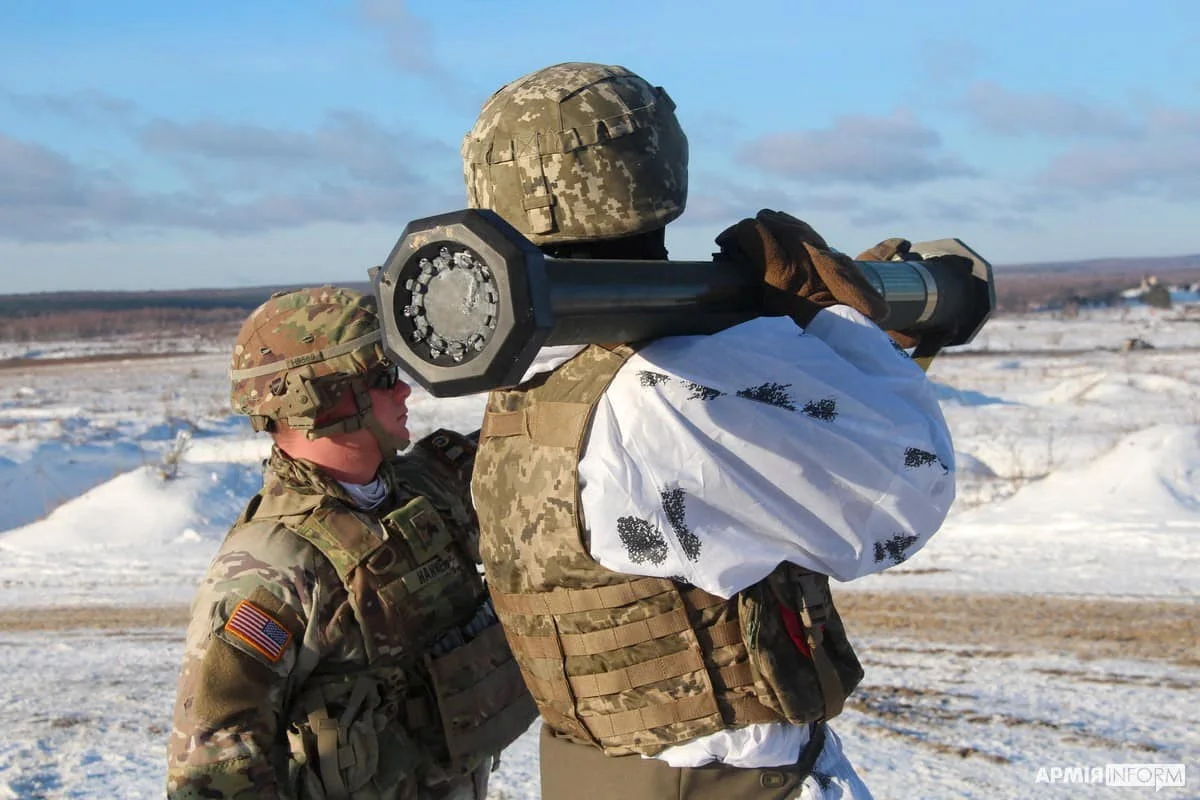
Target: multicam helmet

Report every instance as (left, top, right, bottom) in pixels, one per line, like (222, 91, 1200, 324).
(230, 286, 389, 435)
(462, 62, 688, 246)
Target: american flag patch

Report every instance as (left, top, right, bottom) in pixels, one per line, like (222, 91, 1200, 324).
(224, 599, 292, 663)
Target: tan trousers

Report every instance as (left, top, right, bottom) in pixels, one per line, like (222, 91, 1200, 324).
(539, 724, 826, 800)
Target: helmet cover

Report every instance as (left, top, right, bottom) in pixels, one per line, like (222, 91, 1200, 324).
(463, 62, 688, 245)
(230, 286, 387, 430)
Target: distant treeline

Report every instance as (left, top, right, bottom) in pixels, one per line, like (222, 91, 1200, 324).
(0, 307, 247, 342)
(992, 253, 1200, 311)
(0, 283, 371, 342)
(997, 267, 1200, 312)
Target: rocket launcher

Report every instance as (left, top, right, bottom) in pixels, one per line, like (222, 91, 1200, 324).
(370, 209, 994, 396)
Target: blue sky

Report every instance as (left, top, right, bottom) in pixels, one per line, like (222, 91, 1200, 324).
(1, 0, 1197, 294)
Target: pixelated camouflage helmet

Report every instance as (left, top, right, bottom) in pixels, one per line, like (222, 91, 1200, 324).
(230, 286, 388, 432)
(462, 62, 688, 246)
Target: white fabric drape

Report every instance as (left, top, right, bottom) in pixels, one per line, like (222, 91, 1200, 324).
(522, 306, 954, 791)
(580, 306, 954, 597)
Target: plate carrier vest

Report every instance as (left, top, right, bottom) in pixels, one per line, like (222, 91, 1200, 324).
(473, 346, 864, 758)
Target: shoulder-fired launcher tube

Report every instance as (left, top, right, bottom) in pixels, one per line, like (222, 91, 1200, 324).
(371, 209, 995, 397)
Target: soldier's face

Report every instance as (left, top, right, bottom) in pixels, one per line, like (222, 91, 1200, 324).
(367, 378, 412, 444)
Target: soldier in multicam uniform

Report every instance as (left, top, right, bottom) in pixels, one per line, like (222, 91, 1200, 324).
(463, 63, 957, 798)
(167, 286, 536, 799)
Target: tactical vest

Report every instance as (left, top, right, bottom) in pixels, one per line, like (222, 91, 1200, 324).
(473, 346, 863, 758)
(240, 436, 537, 798)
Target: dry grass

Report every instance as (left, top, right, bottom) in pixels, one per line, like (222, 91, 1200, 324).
(0, 605, 189, 632)
(837, 592, 1199, 667)
(0, 351, 217, 371)
(4, 592, 1195, 669)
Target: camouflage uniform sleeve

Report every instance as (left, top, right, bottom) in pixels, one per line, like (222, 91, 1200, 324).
(167, 521, 326, 799)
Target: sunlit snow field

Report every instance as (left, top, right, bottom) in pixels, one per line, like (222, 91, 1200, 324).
(0, 306, 1197, 798)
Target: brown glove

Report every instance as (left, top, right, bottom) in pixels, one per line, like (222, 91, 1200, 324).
(716, 209, 888, 327)
(855, 237, 914, 263)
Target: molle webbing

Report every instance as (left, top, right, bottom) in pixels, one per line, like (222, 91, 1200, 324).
(474, 345, 643, 594)
(235, 452, 533, 787)
(489, 576, 675, 616)
(303, 676, 375, 800)
(500, 613, 744, 662)
(490, 579, 778, 753)
(566, 652, 759, 703)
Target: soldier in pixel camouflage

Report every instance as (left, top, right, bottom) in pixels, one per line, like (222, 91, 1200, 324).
(166, 286, 536, 799)
(463, 63, 958, 799)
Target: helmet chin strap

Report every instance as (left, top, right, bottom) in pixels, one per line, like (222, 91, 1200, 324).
(301, 380, 410, 456)
(361, 408, 410, 457)
(348, 380, 410, 456)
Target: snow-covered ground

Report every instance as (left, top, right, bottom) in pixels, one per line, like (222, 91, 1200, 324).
(0, 305, 1196, 798)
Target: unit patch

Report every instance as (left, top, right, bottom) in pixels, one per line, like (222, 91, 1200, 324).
(224, 599, 293, 663)
(384, 496, 453, 563)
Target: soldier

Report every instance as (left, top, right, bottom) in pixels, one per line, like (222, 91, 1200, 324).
(167, 286, 536, 799)
(463, 63, 957, 798)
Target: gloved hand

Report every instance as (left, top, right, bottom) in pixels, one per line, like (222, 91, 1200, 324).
(716, 209, 888, 327)
(855, 237, 914, 263)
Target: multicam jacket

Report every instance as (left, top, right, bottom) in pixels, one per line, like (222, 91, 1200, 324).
(168, 431, 536, 799)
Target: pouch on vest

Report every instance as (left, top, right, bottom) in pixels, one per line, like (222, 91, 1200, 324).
(423, 619, 539, 770)
(738, 564, 863, 723)
(372, 496, 483, 653)
(388, 430, 482, 565)
(287, 673, 421, 800)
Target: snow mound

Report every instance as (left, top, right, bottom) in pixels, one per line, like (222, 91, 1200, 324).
(965, 424, 1200, 526)
(1, 460, 261, 552)
(858, 425, 1200, 597)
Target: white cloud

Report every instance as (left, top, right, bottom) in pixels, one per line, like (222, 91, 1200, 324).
(737, 110, 979, 188)
(961, 81, 1139, 138)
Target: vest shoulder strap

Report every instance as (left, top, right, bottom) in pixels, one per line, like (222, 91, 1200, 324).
(479, 344, 639, 447)
(233, 492, 264, 526)
(286, 503, 384, 582)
